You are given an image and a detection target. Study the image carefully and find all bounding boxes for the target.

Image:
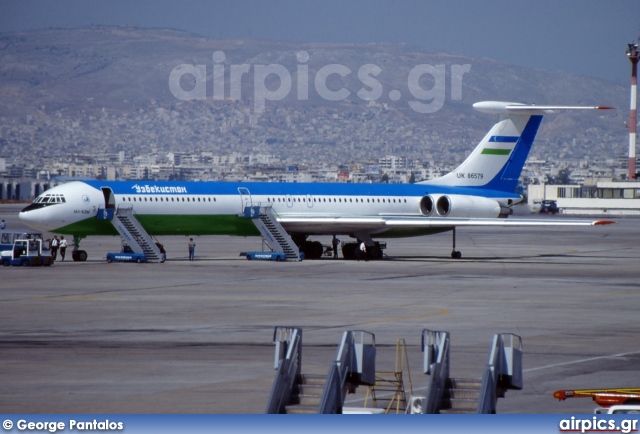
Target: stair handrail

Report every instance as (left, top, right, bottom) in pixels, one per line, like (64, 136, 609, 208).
(477, 333, 523, 414)
(265, 327, 303, 414)
(422, 329, 450, 414)
(318, 330, 376, 414)
(127, 204, 162, 249)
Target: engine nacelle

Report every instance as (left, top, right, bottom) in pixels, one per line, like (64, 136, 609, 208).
(419, 195, 436, 216)
(420, 194, 512, 218)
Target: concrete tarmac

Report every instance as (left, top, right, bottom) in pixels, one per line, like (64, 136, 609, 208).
(1, 203, 639, 414)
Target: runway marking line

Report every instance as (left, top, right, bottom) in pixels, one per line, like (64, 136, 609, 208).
(524, 350, 640, 373)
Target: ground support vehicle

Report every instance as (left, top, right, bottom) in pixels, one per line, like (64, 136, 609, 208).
(1, 239, 54, 266)
(106, 252, 147, 263)
(554, 388, 640, 408)
(0, 230, 48, 252)
(244, 251, 304, 261)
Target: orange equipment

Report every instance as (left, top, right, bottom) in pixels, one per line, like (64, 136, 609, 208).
(553, 388, 640, 407)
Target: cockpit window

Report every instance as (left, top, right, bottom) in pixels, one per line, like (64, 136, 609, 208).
(23, 193, 66, 212)
(34, 193, 66, 203)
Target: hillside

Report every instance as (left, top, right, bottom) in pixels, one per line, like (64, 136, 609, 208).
(0, 26, 629, 166)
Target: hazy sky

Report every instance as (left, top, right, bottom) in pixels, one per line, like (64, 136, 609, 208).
(1, 0, 638, 85)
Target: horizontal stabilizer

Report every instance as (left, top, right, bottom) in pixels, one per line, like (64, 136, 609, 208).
(473, 101, 614, 115)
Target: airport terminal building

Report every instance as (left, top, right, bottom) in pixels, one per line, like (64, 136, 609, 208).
(528, 181, 640, 215)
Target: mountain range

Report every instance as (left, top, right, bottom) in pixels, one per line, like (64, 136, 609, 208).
(0, 26, 630, 166)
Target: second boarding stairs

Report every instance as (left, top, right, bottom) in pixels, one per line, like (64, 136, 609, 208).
(244, 206, 301, 261)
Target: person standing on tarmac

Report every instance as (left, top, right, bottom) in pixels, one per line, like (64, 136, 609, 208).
(358, 240, 368, 262)
(59, 236, 68, 261)
(50, 236, 59, 261)
(0, 219, 6, 230)
(188, 238, 196, 262)
(332, 235, 340, 259)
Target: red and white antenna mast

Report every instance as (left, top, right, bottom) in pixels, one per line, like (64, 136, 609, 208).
(627, 40, 639, 180)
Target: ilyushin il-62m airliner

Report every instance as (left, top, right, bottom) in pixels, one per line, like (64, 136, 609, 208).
(19, 101, 614, 261)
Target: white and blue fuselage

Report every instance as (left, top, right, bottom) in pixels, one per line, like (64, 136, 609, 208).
(18, 101, 613, 257)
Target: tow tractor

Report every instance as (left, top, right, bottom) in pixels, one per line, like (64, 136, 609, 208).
(553, 387, 640, 408)
(1, 239, 54, 266)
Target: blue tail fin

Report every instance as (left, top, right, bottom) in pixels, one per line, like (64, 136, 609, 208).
(420, 101, 613, 193)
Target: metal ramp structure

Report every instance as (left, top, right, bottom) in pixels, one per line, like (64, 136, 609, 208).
(265, 326, 376, 414)
(420, 329, 523, 414)
(243, 206, 301, 261)
(100, 205, 165, 263)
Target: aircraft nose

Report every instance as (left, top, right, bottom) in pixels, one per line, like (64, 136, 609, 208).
(19, 205, 44, 229)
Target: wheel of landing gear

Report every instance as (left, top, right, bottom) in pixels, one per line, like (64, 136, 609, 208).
(369, 244, 383, 260)
(77, 250, 88, 261)
(341, 243, 357, 260)
(312, 241, 323, 258)
(301, 241, 324, 259)
(451, 250, 462, 259)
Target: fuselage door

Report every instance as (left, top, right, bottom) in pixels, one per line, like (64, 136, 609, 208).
(306, 194, 314, 208)
(286, 194, 294, 208)
(238, 187, 252, 213)
(98, 186, 116, 220)
(101, 187, 116, 209)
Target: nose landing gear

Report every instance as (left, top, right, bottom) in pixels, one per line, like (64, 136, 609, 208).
(71, 235, 88, 261)
(71, 250, 88, 261)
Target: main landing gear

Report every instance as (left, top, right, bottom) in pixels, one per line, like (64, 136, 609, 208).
(451, 227, 462, 259)
(341, 242, 384, 260)
(293, 235, 385, 260)
(293, 235, 325, 260)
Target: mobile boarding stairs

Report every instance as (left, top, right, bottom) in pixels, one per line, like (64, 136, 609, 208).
(243, 205, 302, 261)
(265, 327, 522, 414)
(418, 329, 523, 414)
(265, 327, 376, 414)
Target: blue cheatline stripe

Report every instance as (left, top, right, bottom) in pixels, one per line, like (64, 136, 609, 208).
(489, 136, 519, 143)
(81, 180, 520, 200)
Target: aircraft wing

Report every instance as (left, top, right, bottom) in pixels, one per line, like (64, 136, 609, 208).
(383, 217, 615, 227)
(277, 215, 614, 234)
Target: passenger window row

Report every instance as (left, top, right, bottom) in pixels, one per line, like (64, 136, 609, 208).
(122, 196, 217, 202)
(266, 197, 407, 204)
(119, 195, 407, 204)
